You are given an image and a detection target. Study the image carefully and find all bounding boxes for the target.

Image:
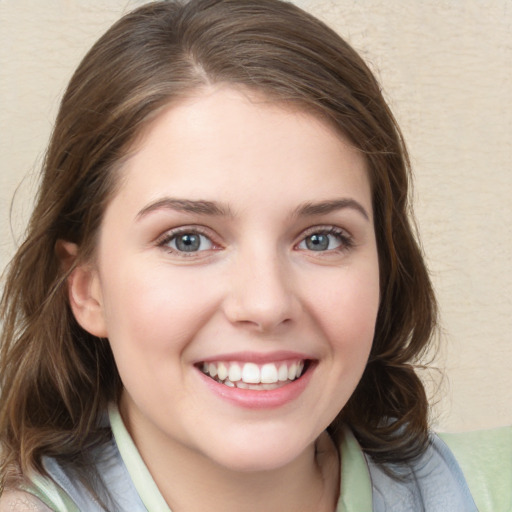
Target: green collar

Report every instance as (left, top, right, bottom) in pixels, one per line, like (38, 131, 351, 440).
(109, 405, 172, 512)
(336, 426, 373, 511)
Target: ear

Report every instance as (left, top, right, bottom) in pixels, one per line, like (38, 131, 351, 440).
(56, 240, 108, 338)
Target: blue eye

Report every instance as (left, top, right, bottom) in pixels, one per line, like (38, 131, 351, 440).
(165, 232, 214, 253)
(298, 229, 350, 252)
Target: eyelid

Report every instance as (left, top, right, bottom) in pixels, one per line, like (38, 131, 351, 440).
(299, 224, 352, 237)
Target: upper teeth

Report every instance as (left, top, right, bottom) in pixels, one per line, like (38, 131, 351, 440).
(201, 360, 305, 385)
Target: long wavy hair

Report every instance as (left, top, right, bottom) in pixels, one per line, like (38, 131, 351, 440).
(1, 0, 437, 487)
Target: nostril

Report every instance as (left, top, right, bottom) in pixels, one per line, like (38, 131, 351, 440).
(224, 298, 299, 333)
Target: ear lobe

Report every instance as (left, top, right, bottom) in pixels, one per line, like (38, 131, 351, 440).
(56, 240, 108, 338)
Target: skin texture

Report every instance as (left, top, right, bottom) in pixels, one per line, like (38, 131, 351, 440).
(68, 86, 380, 511)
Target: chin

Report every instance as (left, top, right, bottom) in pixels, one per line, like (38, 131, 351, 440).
(199, 428, 316, 474)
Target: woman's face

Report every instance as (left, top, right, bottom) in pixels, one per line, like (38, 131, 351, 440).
(77, 86, 380, 472)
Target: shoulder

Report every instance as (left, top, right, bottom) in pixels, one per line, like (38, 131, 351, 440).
(366, 433, 479, 511)
(0, 490, 52, 512)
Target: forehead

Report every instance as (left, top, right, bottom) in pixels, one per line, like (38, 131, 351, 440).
(109, 85, 371, 218)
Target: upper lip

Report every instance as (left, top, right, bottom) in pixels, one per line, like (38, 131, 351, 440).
(195, 350, 316, 364)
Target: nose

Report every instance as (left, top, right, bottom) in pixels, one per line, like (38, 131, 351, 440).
(222, 248, 301, 333)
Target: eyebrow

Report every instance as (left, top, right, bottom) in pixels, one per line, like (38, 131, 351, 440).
(136, 198, 233, 220)
(136, 197, 369, 222)
(294, 198, 370, 221)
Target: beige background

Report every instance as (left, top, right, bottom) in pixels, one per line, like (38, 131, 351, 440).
(0, 1, 510, 432)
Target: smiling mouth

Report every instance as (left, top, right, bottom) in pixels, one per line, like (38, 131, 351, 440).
(197, 359, 311, 390)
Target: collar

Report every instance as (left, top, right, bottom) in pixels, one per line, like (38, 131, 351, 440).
(108, 404, 374, 512)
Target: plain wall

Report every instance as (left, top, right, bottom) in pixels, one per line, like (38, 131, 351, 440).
(0, 0, 510, 431)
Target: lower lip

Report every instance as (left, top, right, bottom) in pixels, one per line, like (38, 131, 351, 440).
(196, 364, 315, 409)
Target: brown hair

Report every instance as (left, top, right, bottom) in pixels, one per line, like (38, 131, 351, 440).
(0, 0, 436, 486)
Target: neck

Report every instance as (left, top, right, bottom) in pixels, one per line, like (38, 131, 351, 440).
(165, 451, 321, 512)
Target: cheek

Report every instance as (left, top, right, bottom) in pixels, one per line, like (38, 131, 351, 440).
(306, 263, 380, 354)
(99, 261, 222, 349)
(98, 267, 222, 403)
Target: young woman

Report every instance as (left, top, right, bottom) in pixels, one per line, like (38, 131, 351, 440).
(0, 1, 478, 510)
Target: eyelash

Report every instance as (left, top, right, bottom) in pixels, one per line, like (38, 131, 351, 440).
(156, 225, 354, 256)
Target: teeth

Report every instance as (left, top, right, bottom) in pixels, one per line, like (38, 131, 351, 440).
(208, 363, 217, 378)
(217, 362, 228, 381)
(261, 363, 278, 384)
(278, 364, 288, 382)
(235, 380, 284, 391)
(200, 359, 307, 388)
(288, 362, 297, 380)
(297, 360, 304, 378)
(242, 363, 260, 384)
(228, 363, 242, 382)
